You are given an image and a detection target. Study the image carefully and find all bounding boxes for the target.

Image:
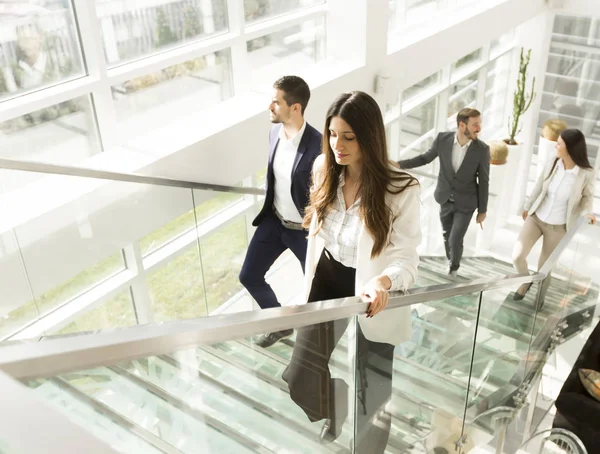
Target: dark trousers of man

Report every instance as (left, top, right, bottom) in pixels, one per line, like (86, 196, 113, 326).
(440, 201, 474, 272)
(239, 211, 307, 309)
(281, 250, 394, 453)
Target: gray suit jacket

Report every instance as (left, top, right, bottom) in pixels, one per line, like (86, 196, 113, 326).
(398, 131, 490, 213)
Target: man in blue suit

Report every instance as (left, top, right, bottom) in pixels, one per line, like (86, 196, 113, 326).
(239, 76, 322, 348)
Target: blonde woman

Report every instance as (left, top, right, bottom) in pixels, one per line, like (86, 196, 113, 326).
(512, 129, 596, 300)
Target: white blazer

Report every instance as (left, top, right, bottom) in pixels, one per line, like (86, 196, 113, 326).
(304, 155, 421, 345)
(524, 158, 596, 231)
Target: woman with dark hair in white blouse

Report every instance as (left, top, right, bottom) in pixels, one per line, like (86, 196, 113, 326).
(512, 128, 596, 300)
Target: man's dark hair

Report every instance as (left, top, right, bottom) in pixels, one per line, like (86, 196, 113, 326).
(456, 108, 481, 128)
(273, 76, 311, 115)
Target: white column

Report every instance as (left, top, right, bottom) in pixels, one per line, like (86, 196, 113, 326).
(227, 0, 249, 94)
(72, 0, 121, 149)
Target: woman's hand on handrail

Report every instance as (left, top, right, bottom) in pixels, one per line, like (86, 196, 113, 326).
(361, 275, 391, 318)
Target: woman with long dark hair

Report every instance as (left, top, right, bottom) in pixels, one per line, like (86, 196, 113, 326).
(512, 128, 596, 300)
(281, 91, 420, 452)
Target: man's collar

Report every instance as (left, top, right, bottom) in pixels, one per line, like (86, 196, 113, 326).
(278, 120, 307, 146)
(454, 133, 472, 148)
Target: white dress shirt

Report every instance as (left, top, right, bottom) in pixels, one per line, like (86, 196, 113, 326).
(318, 170, 403, 291)
(535, 159, 579, 225)
(452, 134, 472, 173)
(272, 121, 306, 223)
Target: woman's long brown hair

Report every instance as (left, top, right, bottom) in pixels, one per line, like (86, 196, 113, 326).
(303, 91, 418, 258)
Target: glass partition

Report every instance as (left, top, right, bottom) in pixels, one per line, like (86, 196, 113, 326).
(0, 0, 84, 102)
(26, 317, 357, 453)
(246, 17, 326, 88)
(96, 0, 229, 66)
(244, 0, 325, 23)
(0, 95, 100, 171)
(0, 167, 262, 342)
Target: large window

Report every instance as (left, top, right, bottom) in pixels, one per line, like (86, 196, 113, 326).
(483, 52, 512, 139)
(536, 14, 600, 166)
(112, 49, 233, 142)
(244, 0, 325, 23)
(96, 0, 229, 66)
(246, 17, 326, 87)
(447, 71, 478, 127)
(0, 1, 84, 101)
(0, 96, 100, 171)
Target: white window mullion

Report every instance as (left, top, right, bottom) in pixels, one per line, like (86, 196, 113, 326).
(227, 0, 249, 95)
(476, 43, 491, 111)
(123, 244, 154, 325)
(72, 0, 119, 150)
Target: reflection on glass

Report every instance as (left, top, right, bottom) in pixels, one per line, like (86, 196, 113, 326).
(140, 190, 243, 258)
(96, 0, 229, 66)
(29, 377, 163, 453)
(244, 0, 324, 23)
(147, 243, 207, 321)
(398, 98, 436, 158)
(113, 50, 233, 143)
(246, 17, 325, 86)
(448, 72, 478, 123)
(57, 288, 136, 335)
(552, 14, 597, 47)
(0, 96, 99, 177)
(199, 215, 248, 312)
(490, 30, 515, 57)
(452, 48, 482, 76)
(394, 292, 482, 452)
(466, 285, 539, 424)
(483, 53, 511, 137)
(0, 251, 124, 340)
(0, 1, 84, 101)
(403, 72, 440, 104)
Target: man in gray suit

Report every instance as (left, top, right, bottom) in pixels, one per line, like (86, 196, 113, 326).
(398, 108, 490, 277)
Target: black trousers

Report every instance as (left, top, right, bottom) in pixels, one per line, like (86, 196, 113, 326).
(281, 250, 394, 453)
(440, 201, 474, 271)
(239, 212, 307, 309)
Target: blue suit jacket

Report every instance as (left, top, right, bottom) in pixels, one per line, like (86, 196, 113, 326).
(253, 122, 322, 226)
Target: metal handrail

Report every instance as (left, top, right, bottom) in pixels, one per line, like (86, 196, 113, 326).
(0, 272, 544, 380)
(0, 157, 264, 196)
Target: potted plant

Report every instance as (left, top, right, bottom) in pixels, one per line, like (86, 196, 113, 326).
(501, 48, 537, 215)
(505, 48, 536, 147)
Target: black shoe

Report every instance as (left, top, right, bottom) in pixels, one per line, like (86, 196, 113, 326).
(255, 329, 293, 348)
(513, 282, 532, 301)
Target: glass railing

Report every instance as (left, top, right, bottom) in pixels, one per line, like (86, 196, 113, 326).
(1, 156, 598, 453)
(0, 273, 559, 454)
(2, 216, 598, 453)
(0, 158, 264, 342)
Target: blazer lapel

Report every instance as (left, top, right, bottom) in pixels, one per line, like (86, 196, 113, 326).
(268, 125, 282, 167)
(566, 169, 586, 217)
(442, 134, 456, 179)
(291, 127, 309, 178)
(456, 141, 477, 175)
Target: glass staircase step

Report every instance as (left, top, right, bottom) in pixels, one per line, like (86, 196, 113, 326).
(55, 367, 261, 453)
(120, 356, 333, 454)
(27, 378, 164, 454)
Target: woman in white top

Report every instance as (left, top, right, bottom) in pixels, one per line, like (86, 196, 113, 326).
(512, 128, 596, 300)
(281, 91, 420, 450)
